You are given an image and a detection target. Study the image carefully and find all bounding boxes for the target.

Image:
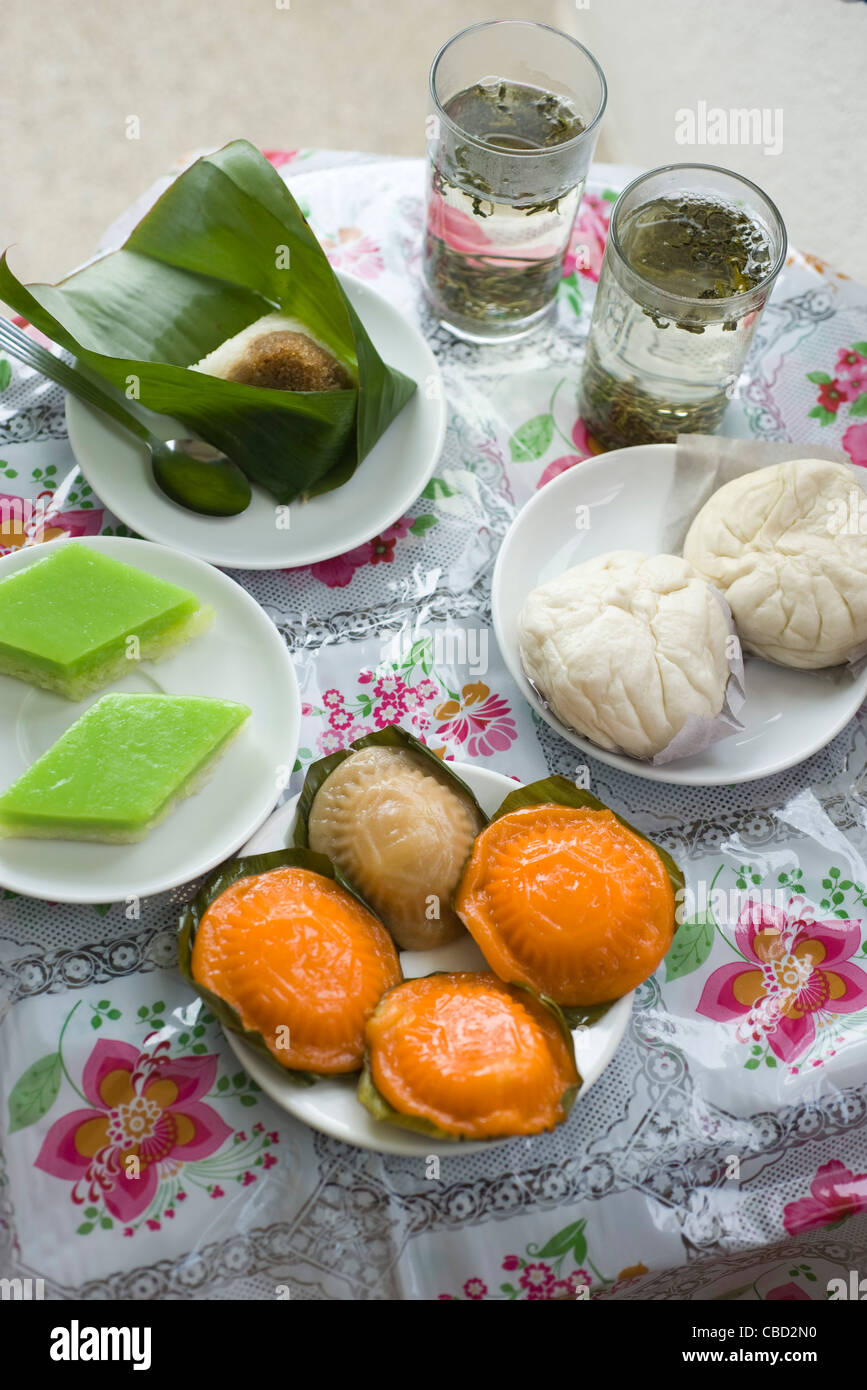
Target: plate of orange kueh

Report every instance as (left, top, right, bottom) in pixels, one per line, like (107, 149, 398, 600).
(178, 725, 683, 1155)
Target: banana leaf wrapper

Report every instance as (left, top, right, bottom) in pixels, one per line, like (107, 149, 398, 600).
(0, 140, 416, 503)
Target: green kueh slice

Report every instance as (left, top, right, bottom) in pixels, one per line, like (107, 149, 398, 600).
(0, 543, 213, 699)
(0, 692, 250, 842)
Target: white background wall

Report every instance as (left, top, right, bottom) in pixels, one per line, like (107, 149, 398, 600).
(568, 0, 867, 280)
(1, 0, 865, 286)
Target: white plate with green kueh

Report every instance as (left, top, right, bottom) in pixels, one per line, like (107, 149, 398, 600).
(0, 536, 299, 902)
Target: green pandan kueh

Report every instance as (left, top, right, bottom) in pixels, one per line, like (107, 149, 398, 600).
(0, 692, 250, 842)
(0, 542, 213, 699)
(0, 140, 417, 506)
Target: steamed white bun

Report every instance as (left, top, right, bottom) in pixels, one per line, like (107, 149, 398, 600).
(518, 550, 731, 758)
(683, 458, 867, 669)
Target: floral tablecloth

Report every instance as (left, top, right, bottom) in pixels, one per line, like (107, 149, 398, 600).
(2, 150, 867, 1303)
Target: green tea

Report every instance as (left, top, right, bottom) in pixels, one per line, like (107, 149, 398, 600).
(443, 80, 585, 154)
(579, 193, 774, 449)
(579, 338, 733, 449)
(619, 196, 772, 302)
(424, 80, 586, 335)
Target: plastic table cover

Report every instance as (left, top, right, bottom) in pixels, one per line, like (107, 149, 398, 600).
(2, 150, 867, 1303)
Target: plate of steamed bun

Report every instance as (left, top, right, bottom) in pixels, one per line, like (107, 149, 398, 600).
(178, 727, 683, 1154)
(492, 445, 867, 786)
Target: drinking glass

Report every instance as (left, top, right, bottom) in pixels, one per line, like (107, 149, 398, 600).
(423, 20, 607, 342)
(578, 164, 787, 449)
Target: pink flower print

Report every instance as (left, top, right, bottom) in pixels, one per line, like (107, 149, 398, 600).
(427, 189, 494, 255)
(402, 687, 423, 712)
(323, 227, 385, 281)
(835, 347, 867, 396)
(765, 1282, 812, 1301)
(42, 506, 104, 542)
(263, 1153, 278, 1170)
(783, 1161, 867, 1236)
(344, 722, 373, 742)
(817, 379, 846, 414)
(328, 706, 357, 733)
(572, 417, 597, 454)
(462, 1278, 487, 1300)
(358, 669, 375, 685)
(317, 722, 372, 755)
(537, 455, 583, 490)
(843, 422, 867, 469)
(697, 901, 867, 1064)
(538, 419, 599, 488)
(303, 516, 413, 588)
(300, 703, 314, 717)
(407, 708, 434, 738)
(519, 1263, 556, 1298)
(434, 683, 518, 758)
(317, 728, 348, 756)
(367, 535, 396, 566)
(381, 515, 413, 542)
(502, 1255, 521, 1272)
(241, 1171, 256, 1186)
(373, 697, 403, 729)
(261, 149, 300, 168)
(372, 674, 406, 704)
(415, 678, 438, 702)
(306, 540, 371, 589)
(322, 690, 344, 710)
(210, 1185, 225, 1199)
(562, 193, 610, 282)
(548, 1270, 593, 1298)
(35, 1040, 232, 1223)
(0, 493, 104, 555)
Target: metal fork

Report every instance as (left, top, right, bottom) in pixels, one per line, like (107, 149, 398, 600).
(0, 317, 251, 516)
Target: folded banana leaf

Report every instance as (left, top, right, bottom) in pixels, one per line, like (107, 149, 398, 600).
(0, 140, 417, 504)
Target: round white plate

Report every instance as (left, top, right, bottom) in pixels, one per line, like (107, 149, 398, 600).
(0, 536, 299, 902)
(65, 274, 446, 570)
(224, 761, 633, 1157)
(492, 444, 867, 787)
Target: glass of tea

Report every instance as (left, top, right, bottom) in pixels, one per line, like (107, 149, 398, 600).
(423, 20, 607, 342)
(578, 164, 787, 450)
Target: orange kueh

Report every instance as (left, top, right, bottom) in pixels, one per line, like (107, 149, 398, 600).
(191, 866, 401, 1075)
(455, 805, 676, 1007)
(362, 971, 579, 1140)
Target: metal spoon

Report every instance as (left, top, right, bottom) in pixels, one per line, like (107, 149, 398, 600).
(0, 317, 252, 517)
